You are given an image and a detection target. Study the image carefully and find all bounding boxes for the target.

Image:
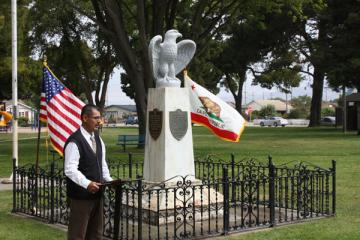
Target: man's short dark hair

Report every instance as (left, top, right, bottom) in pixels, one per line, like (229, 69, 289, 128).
(81, 104, 99, 118)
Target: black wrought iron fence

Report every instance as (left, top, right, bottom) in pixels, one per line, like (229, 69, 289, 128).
(12, 154, 336, 239)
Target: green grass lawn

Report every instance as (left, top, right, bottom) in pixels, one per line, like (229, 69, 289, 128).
(0, 126, 360, 239)
(0, 190, 66, 240)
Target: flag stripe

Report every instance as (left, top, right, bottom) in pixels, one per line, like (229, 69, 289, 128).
(191, 113, 241, 142)
(47, 100, 81, 129)
(49, 132, 65, 154)
(52, 94, 82, 119)
(40, 94, 47, 120)
(47, 112, 74, 136)
(61, 88, 85, 109)
(47, 123, 68, 144)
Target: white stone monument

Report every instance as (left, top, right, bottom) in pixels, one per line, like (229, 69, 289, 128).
(125, 30, 222, 224)
(144, 29, 197, 183)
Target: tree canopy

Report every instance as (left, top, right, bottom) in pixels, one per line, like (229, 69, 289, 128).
(27, 1, 118, 111)
(215, 1, 304, 112)
(325, 0, 360, 90)
(1, 0, 359, 132)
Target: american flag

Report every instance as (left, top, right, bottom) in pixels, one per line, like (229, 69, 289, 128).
(39, 66, 85, 155)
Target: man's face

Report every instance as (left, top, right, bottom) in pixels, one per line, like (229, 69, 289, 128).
(82, 108, 101, 132)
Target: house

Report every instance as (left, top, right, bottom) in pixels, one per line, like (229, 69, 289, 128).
(3, 100, 36, 124)
(103, 105, 137, 123)
(246, 99, 293, 115)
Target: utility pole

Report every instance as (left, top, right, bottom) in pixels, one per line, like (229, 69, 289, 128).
(343, 85, 346, 133)
(11, 0, 18, 181)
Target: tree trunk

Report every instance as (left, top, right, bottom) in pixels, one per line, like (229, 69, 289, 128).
(132, 72, 147, 138)
(226, 68, 246, 114)
(234, 79, 245, 114)
(308, 18, 327, 127)
(308, 66, 324, 127)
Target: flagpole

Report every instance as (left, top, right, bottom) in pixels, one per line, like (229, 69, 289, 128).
(10, 0, 18, 182)
(35, 57, 49, 174)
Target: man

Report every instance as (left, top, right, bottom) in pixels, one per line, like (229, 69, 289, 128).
(64, 104, 112, 240)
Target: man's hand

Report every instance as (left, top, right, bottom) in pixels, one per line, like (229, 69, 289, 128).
(87, 181, 101, 194)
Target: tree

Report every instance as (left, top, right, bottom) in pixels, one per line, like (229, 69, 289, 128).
(27, 1, 117, 112)
(214, 1, 303, 113)
(63, 0, 246, 136)
(290, 1, 329, 127)
(258, 105, 277, 118)
(289, 95, 312, 119)
(325, 0, 360, 91)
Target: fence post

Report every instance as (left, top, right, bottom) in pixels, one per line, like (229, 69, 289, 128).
(12, 158, 17, 213)
(33, 165, 38, 215)
(222, 166, 230, 235)
(128, 152, 133, 179)
(231, 154, 235, 203)
(113, 181, 122, 240)
(137, 177, 143, 240)
(50, 161, 55, 223)
(332, 160, 336, 215)
(268, 155, 276, 227)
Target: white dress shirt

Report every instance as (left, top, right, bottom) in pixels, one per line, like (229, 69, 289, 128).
(64, 126, 113, 189)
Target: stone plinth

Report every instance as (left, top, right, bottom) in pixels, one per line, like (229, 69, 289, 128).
(121, 180, 224, 225)
(143, 88, 195, 183)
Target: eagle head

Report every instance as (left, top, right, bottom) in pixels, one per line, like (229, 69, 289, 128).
(164, 29, 182, 42)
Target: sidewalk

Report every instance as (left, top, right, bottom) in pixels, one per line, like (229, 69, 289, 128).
(1, 127, 47, 134)
(0, 178, 13, 191)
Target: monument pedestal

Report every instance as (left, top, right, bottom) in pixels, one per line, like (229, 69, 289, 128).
(137, 87, 223, 225)
(143, 87, 195, 183)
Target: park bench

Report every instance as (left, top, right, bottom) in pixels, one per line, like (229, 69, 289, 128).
(116, 134, 145, 152)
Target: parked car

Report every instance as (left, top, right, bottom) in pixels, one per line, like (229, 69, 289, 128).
(259, 117, 288, 127)
(320, 116, 336, 126)
(125, 116, 138, 125)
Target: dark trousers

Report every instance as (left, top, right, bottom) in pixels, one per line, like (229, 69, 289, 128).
(68, 198, 103, 240)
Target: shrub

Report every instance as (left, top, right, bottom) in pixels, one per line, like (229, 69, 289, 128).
(288, 108, 309, 119)
(321, 107, 335, 117)
(258, 105, 277, 118)
(18, 117, 29, 127)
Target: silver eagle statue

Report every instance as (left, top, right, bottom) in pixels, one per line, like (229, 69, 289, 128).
(149, 29, 196, 88)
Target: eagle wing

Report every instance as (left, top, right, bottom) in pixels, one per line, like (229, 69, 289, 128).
(148, 35, 163, 79)
(175, 40, 196, 75)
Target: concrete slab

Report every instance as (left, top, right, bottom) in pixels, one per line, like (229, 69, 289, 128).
(0, 178, 13, 191)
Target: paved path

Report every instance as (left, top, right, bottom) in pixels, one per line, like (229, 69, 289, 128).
(0, 178, 13, 191)
(0, 127, 47, 134)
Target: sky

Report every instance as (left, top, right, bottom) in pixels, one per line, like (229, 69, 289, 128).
(105, 68, 341, 106)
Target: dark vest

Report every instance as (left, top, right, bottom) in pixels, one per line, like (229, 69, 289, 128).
(65, 129, 103, 199)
